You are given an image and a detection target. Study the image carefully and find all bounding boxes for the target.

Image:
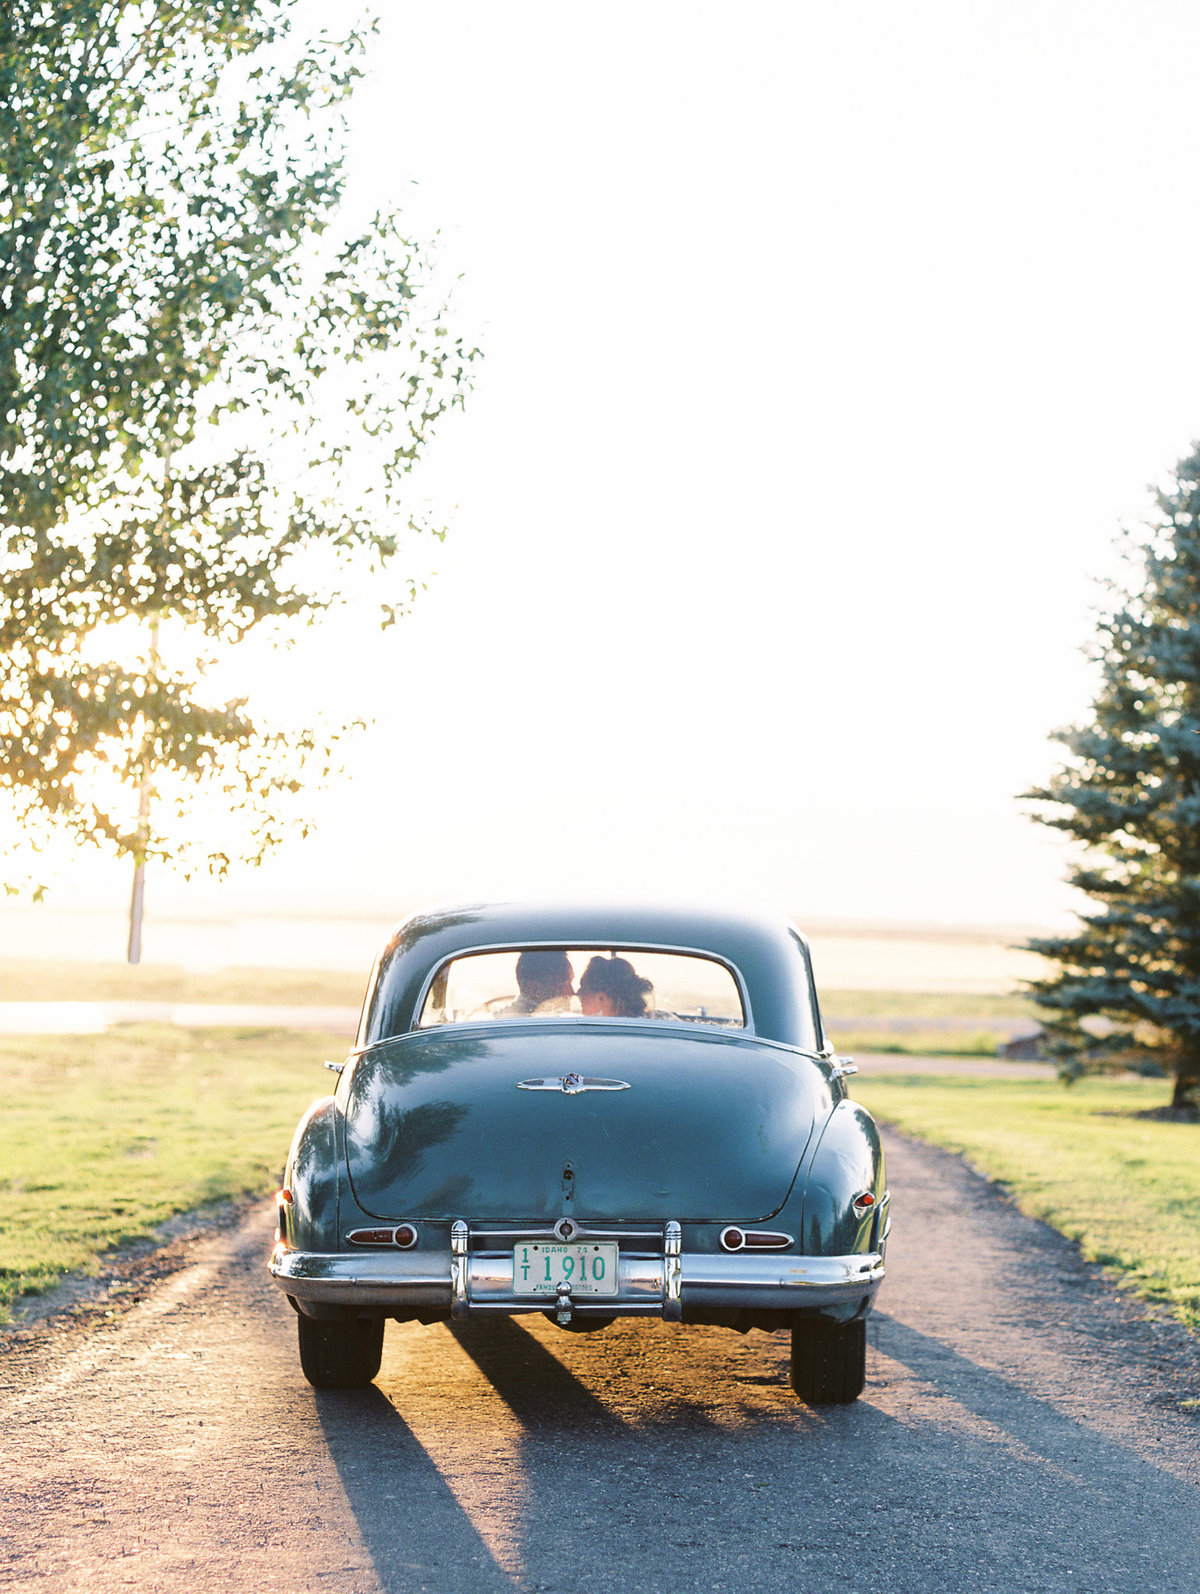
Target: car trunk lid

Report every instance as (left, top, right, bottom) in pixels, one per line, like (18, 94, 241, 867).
(343, 1023, 823, 1223)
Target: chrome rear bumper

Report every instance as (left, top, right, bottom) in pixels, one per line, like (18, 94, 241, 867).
(269, 1222, 884, 1321)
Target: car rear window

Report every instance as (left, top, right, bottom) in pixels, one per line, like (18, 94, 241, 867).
(417, 948, 747, 1030)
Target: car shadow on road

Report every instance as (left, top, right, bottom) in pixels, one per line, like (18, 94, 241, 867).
(312, 1383, 522, 1594)
(447, 1315, 826, 1438)
(311, 1312, 1200, 1594)
(447, 1317, 634, 1432)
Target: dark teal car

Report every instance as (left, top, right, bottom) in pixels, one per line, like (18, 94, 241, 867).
(269, 902, 889, 1403)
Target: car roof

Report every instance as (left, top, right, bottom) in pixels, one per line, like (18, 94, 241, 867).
(358, 899, 823, 1050)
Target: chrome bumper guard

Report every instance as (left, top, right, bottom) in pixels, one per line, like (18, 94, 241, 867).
(270, 1220, 884, 1321)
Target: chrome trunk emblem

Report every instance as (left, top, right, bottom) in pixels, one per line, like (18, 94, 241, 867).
(517, 1075, 631, 1094)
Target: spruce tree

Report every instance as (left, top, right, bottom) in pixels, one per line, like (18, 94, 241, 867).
(1027, 443, 1200, 1111)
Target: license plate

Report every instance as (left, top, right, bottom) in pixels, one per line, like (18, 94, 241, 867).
(513, 1241, 619, 1296)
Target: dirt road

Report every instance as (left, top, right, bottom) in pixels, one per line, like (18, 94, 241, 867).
(3, 1128, 1198, 1594)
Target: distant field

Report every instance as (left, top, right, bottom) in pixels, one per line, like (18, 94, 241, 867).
(822, 988, 1037, 1056)
(854, 1071, 1200, 1332)
(829, 1026, 1018, 1057)
(0, 960, 368, 1007)
(0, 1024, 335, 1321)
(0, 899, 1052, 992)
(821, 990, 1035, 1019)
(0, 962, 1043, 1054)
(804, 927, 1049, 994)
(0, 968, 1039, 1016)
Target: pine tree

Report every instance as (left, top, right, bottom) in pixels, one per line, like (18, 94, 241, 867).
(1027, 443, 1200, 1112)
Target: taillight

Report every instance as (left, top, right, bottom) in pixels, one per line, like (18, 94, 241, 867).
(347, 1225, 420, 1248)
(852, 1191, 876, 1214)
(720, 1227, 793, 1252)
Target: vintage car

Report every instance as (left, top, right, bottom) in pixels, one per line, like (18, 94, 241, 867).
(269, 901, 889, 1403)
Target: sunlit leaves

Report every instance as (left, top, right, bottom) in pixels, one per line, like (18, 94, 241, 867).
(0, 1, 479, 883)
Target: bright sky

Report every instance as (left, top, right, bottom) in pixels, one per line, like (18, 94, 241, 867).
(20, 1, 1200, 938)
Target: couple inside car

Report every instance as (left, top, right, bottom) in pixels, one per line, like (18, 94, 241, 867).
(499, 950, 653, 1019)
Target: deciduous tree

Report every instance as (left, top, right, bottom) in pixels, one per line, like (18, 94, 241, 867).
(0, 1, 476, 954)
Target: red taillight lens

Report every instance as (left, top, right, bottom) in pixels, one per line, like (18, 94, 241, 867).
(852, 1191, 876, 1212)
(346, 1225, 420, 1247)
(720, 1226, 792, 1252)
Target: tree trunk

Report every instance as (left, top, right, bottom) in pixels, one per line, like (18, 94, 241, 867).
(124, 452, 169, 966)
(1170, 1054, 1200, 1112)
(126, 858, 146, 965)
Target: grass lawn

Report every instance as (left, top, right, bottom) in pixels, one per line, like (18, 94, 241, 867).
(15, 1001, 1190, 1340)
(854, 1071, 1200, 1331)
(0, 1024, 340, 1321)
(822, 989, 1036, 1019)
(829, 1026, 1017, 1056)
(822, 988, 1038, 1056)
(0, 959, 367, 1006)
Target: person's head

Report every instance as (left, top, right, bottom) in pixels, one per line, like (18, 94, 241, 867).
(515, 949, 574, 1003)
(578, 955, 653, 1018)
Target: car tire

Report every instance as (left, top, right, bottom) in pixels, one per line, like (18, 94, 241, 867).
(297, 1315, 385, 1389)
(788, 1316, 866, 1404)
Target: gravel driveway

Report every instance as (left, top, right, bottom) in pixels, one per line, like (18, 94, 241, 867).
(2, 1127, 1197, 1594)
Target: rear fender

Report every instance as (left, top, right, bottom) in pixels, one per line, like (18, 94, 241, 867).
(282, 1096, 340, 1252)
(798, 1101, 886, 1257)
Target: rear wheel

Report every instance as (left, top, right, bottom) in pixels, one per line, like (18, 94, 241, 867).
(297, 1315, 385, 1389)
(789, 1316, 866, 1405)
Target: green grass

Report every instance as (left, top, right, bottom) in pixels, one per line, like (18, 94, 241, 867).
(6, 1021, 1197, 1341)
(829, 1027, 1016, 1057)
(822, 989, 1037, 1056)
(821, 989, 1037, 1020)
(0, 959, 367, 1006)
(854, 1072, 1200, 1330)
(0, 1024, 341, 1321)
